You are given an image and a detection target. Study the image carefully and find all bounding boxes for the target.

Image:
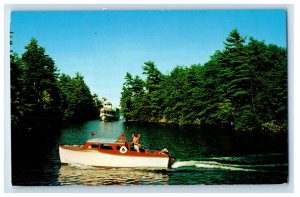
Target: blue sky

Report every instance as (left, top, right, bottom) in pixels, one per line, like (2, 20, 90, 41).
(10, 10, 287, 107)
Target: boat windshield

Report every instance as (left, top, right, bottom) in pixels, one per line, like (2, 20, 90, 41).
(87, 138, 116, 143)
(87, 132, 127, 144)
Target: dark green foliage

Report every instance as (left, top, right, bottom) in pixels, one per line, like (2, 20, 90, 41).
(92, 93, 102, 113)
(120, 29, 287, 131)
(10, 38, 62, 139)
(20, 39, 61, 118)
(142, 61, 164, 120)
(161, 66, 189, 122)
(120, 73, 134, 120)
(120, 73, 151, 122)
(245, 39, 287, 129)
(10, 37, 100, 136)
(10, 35, 25, 128)
(57, 73, 98, 120)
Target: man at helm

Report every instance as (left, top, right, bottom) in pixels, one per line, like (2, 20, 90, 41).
(132, 133, 141, 152)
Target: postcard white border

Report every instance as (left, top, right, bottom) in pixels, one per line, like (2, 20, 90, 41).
(2, 2, 296, 194)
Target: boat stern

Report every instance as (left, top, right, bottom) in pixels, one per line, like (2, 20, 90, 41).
(59, 145, 68, 164)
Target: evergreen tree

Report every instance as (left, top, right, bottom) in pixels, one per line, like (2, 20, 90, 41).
(21, 38, 61, 118)
(120, 29, 287, 131)
(142, 61, 164, 120)
(130, 76, 150, 121)
(219, 29, 256, 129)
(10, 33, 24, 128)
(161, 66, 188, 122)
(58, 73, 98, 120)
(57, 73, 74, 119)
(120, 73, 134, 120)
(200, 53, 231, 126)
(72, 73, 97, 118)
(92, 93, 102, 113)
(246, 39, 287, 129)
(11, 36, 102, 139)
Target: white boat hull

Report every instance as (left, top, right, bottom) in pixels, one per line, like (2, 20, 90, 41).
(59, 147, 170, 168)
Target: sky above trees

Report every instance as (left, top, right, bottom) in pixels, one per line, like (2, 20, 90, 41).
(10, 10, 287, 106)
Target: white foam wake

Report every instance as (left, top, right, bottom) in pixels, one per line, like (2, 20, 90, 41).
(171, 160, 199, 168)
(69, 163, 94, 169)
(171, 160, 256, 171)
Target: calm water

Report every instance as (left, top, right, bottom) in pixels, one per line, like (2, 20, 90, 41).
(11, 119, 288, 185)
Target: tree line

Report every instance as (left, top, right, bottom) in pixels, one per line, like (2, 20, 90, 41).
(120, 29, 287, 131)
(10, 36, 101, 136)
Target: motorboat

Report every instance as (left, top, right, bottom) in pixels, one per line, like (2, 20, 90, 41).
(59, 132, 174, 169)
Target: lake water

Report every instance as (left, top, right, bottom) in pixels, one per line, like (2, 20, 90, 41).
(11, 118, 288, 185)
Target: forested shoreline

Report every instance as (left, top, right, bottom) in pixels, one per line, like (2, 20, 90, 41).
(10, 36, 102, 138)
(120, 29, 287, 132)
(10, 29, 287, 136)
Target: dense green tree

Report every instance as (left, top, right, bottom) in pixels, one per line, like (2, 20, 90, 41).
(161, 66, 190, 123)
(92, 93, 102, 113)
(120, 29, 287, 131)
(21, 38, 61, 118)
(120, 72, 151, 122)
(58, 73, 98, 120)
(199, 54, 229, 126)
(142, 61, 164, 93)
(246, 38, 287, 128)
(120, 73, 134, 120)
(220, 29, 257, 129)
(10, 33, 24, 128)
(11, 37, 101, 133)
(73, 73, 97, 118)
(10, 38, 66, 139)
(142, 61, 164, 120)
(57, 74, 74, 119)
(129, 76, 150, 121)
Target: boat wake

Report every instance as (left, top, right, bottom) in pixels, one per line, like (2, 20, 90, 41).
(69, 163, 95, 169)
(171, 154, 287, 172)
(171, 160, 256, 171)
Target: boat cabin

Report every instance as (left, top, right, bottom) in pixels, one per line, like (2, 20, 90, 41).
(70, 138, 165, 157)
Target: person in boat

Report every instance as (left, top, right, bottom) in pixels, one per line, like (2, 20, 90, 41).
(131, 133, 141, 152)
(90, 131, 96, 137)
(115, 132, 126, 143)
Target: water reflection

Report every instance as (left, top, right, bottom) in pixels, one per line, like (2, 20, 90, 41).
(12, 119, 287, 185)
(58, 164, 169, 186)
(60, 119, 127, 145)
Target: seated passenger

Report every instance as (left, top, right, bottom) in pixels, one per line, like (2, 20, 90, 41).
(131, 133, 141, 152)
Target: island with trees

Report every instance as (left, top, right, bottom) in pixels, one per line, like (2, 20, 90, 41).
(120, 29, 287, 132)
